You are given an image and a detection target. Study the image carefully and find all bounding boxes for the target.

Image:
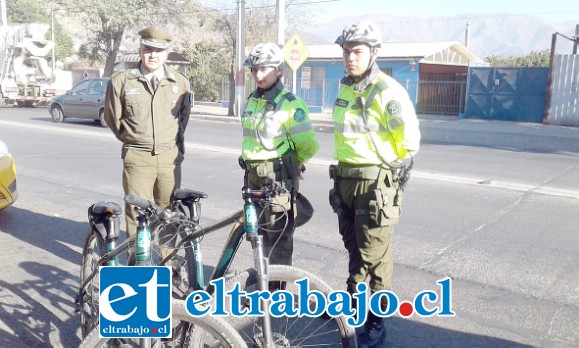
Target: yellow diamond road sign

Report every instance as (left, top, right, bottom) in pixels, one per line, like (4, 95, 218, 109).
(282, 34, 309, 71)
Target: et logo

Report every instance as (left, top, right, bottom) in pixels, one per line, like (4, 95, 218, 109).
(99, 266, 172, 338)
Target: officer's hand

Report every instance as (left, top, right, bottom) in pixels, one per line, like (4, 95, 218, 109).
(299, 164, 306, 180)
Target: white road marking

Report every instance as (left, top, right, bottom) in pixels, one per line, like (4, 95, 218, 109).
(2, 119, 577, 199)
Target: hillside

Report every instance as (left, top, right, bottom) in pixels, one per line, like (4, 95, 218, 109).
(298, 13, 578, 58)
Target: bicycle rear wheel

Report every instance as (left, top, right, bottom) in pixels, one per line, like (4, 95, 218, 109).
(79, 228, 106, 338)
(225, 265, 357, 347)
(79, 299, 247, 348)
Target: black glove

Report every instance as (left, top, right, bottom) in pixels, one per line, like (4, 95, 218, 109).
(398, 158, 414, 188)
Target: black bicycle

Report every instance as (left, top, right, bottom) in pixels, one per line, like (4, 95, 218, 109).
(144, 169, 357, 347)
(77, 193, 245, 347)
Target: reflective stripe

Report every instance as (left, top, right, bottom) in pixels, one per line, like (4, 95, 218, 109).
(290, 122, 313, 135)
(334, 122, 387, 134)
(388, 117, 404, 130)
(243, 128, 286, 140)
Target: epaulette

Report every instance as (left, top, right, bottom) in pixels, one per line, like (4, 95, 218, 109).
(283, 91, 297, 102)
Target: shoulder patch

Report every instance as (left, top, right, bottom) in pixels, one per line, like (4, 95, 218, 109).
(386, 100, 402, 116)
(335, 99, 349, 107)
(294, 108, 306, 122)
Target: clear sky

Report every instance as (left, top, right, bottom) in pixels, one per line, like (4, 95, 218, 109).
(306, 0, 579, 24)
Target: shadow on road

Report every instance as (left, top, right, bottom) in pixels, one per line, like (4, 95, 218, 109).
(0, 261, 80, 347)
(386, 316, 532, 347)
(0, 207, 534, 347)
(0, 207, 86, 346)
(0, 206, 87, 265)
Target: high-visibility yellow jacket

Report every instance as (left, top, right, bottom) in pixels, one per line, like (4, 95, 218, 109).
(333, 64, 421, 165)
(241, 81, 319, 164)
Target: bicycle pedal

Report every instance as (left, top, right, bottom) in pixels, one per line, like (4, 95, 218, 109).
(252, 331, 264, 348)
(223, 269, 236, 281)
(240, 295, 252, 309)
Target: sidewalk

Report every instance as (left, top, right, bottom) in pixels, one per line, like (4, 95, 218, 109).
(191, 102, 579, 141)
(191, 102, 333, 127)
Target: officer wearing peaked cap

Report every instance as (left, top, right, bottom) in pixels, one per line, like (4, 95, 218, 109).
(138, 25, 173, 49)
(104, 25, 192, 263)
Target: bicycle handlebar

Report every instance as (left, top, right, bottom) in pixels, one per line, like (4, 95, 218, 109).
(124, 194, 172, 221)
(242, 174, 287, 201)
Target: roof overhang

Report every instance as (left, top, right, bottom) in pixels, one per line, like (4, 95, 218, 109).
(305, 41, 484, 66)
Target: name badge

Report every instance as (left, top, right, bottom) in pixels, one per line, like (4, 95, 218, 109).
(335, 99, 349, 107)
(125, 88, 140, 96)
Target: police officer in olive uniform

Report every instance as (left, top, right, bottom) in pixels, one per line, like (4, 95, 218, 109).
(240, 43, 320, 276)
(330, 21, 421, 347)
(104, 25, 192, 239)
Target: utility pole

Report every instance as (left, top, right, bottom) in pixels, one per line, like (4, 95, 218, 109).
(0, 0, 7, 29)
(573, 24, 579, 55)
(276, 0, 285, 47)
(51, 9, 56, 71)
(235, 0, 246, 118)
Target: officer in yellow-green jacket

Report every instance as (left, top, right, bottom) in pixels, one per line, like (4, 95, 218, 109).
(240, 43, 320, 276)
(104, 25, 192, 239)
(330, 21, 421, 347)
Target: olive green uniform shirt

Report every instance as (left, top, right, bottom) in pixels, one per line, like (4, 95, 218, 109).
(104, 63, 192, 154)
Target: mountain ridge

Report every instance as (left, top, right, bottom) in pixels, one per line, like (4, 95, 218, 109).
(298, 13, 578, 58)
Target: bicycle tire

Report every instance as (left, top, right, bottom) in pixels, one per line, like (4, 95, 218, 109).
(224, 264, 357, 347)
(78, 299, 247, 348)
(151, 219, 197, 346)
(79, 228, 106, 338)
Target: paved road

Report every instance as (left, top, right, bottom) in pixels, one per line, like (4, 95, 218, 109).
(0, 107, 577, 347)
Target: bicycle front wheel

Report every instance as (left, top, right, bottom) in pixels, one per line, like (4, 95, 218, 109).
(79, 299, 247, 348)
(225, 265, 357, 347)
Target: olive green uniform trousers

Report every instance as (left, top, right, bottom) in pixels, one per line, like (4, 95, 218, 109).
(245, 159, 297, 266)
(122, 147, 183, 237)
(331, 162, 401, 295)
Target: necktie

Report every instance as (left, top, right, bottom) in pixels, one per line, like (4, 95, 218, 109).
(151, 76, 158, 91)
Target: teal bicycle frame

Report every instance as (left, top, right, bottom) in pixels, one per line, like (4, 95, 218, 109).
(159, 180, 280, 346)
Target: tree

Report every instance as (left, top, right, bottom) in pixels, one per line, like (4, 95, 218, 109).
(47, 23, 75, 65)
(53, 0, 206, 76)
(206, 0, 313, 115)
(484, 49, 550, 67)
(181, 40, 229, 102)
(6, 0, 47, 23)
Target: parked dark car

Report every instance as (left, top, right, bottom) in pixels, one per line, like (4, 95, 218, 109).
(49, 77, 111, 127)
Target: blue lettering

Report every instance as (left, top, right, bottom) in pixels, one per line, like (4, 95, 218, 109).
(211, 278, 227, 315)
(437, 277, 455, 316)
(326, 290, 354, 317)
(297, 278, 326, 317)
(369, 290, 398, 317)
(270, 290, 298, 317)
(414, 291, 437, 316)
(227, 282, 249, 316)
(347, 282, 368, 327)
(245, 291, 271, 316)
(185, 291, 211, 316)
